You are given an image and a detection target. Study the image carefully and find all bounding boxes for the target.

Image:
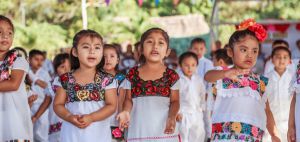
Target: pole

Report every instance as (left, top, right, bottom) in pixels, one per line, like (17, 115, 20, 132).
(81, 0, 88, 29)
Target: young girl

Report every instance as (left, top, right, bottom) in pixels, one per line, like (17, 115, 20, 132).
(264, 46, 294, 142)
(204, 19, 280, 142)
(0, 15, 33, 141)
(53, 29, 117, 142)
(103, 44, 126, 141)
(49, 53, 70, 142)
(118, 28, 181, 141)
(288, 60, 300, 142)
(177, 52, 206, 142)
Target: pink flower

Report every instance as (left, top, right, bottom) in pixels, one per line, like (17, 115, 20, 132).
(0, 71, 9, 81)
(112, 127, 122, 138)
(69, 78, 75, 83)
(251, 126, 258, 137)
(249, 81, 258, 90)
(240, 77, 249, 87)
(228, 84, 234, 89)
(102, 77, 110, 88)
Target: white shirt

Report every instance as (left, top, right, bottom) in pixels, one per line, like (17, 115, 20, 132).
(292, 48, 300, 59)
(197, 56, 214, 79)
(264, 59, 299, 75)
(29, 68, 52, 104)
(179, 74, 206, 113)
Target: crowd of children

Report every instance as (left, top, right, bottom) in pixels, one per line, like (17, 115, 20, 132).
(1, 15, 300, 142)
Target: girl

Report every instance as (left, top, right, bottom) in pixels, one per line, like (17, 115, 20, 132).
(177, 52, 206, 142)
(53, 29, 117, 142)
(204, 19, 280, 142)
(0, 15, 33, 141)
(288, 60, 300, 142)
(103, 44, 126, 141)
(49, 53, 71, 142)
(264, 47, 294, 142)
(118, 27, 181, 141)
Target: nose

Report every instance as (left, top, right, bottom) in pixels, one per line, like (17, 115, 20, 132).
(89, 47, 95, 54)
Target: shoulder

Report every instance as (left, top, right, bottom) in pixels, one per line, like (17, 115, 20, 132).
(258, 74, 269, 86)
(126, 66, 138, 81)
(166, 67, 180, 85)
(97, 70, 114, 86)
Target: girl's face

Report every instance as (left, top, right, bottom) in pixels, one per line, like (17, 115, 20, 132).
(57, 59, 71, 76)
(0, 21, 13, 52)
(180, 56, 198, 78)
(142, 31, 169, 63)
(73, 36, 103, 69)
(229, 35, 259, 69)
(103, 48, 119, 71)
(272, 50, 290, 70)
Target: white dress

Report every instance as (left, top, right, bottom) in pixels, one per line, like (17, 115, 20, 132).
(48, 76, 63, 142)
(264, 69, 294, 142)
(29, 68, 52, 142)
(0, 56, 33, 141)
(292, 60, 300, 142)
(211, 67, 269, 142)
(178, 74, 206, 142)
(125, 67, 181, 142)
(55, 71, 117, 142)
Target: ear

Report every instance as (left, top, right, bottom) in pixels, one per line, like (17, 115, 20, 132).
(71, 48, 78, 57)
(166, 48, 171, 57)
(227, 48, 233, 58)
(219, 59, 225, 66)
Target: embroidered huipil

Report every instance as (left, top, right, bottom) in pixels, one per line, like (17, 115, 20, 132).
(125, 66, 181, 142)
(54, 70, 116, 142)
(211, 68, 269, 142)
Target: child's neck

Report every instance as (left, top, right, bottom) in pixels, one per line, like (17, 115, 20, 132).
(105, 69, 116, 76)
(274, 67, 286, 76)
(143, 62, 165, 70)
(76, 66, 96, 76)
(31, 67, 39, 73)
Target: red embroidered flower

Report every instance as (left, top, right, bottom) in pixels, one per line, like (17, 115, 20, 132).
(249, 81, 258, 91)
(160, 87, 170, 96)
(60, 74, 68, 82)
(90, 91, 100, 101)
(214, 123, 223, 133)
(74, 85, 80, 91)
(132, 87, 142, 96)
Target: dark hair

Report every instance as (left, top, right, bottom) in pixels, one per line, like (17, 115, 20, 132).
(228, 29, 258, 49)
(134, 41, 141, 52)
(0, 15, 14, 32)
(29, 49, 44, 59)
(271, 46, 291, 59)
(70, 29, 104, 71)
(296, 39, 300, 46)
(53, 53, 70, 74)
(13, 47, 28, 59)
(103, 44, 120, 71)
(213, 49, 233, 65)
(179, 52, 199, 66)
(272, 39, 289, 48)
(190, 38, 206, 47)
(139, 27, 169, 64)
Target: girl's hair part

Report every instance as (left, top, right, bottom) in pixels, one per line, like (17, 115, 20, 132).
(179, 52, 199, 66)
(139, 27, 169, 64)
(271, 46, 291, 59)
(228, 29, 258, 49)
(0, 15, 14, 32)
(70, 29, 104, 71)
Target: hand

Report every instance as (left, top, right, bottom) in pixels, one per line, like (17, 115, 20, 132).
(175, 113, 182, 122)
(66, 114, 85, 129)
(288, 127, 296, 142)
(36, 80, 48, 89)
(271, 135, 281, 142)
(117, 111, 130, 131)
(31, 116, 38, 123)
(28, 95, 38, 104)
(224, 68, 250, 82)
(78, 114, 93, 129)
(164, 117, 176, 134)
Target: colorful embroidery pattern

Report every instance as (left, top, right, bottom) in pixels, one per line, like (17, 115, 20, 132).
(212, 122, 264, 142)
(115, 73, 125, 85)
(49, 122, 62, 135)
(0, 50, 18, 81)
(59, 71, 113, 103)
(126, 66, 179, 98)
(222, 73, 268, 97)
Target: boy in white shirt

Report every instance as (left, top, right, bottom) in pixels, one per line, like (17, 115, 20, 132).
(28, 49, 52, 142)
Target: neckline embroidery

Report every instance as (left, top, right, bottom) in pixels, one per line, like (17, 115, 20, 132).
(0, 50, 18, 81)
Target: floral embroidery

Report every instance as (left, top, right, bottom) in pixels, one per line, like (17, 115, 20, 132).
(111, 126, 124, 140)
(0, 50, 18, 81)
(222, 73, 268, 97)
(212, 122, 264, 142)
(126, 66, 179, 98)
(59, 70, 113, 103)
(49, 122, 62, 134)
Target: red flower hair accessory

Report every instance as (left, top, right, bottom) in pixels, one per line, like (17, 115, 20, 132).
(237, 19, 267, 42)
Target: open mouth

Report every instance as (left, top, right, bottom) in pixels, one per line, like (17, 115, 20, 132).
(87, 57, 96, 62)
(151, 50, 159, 55)
(244, 60, 252, 64)
(0, 41, 9, 45)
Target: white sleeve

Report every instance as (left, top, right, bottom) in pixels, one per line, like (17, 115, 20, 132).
(105, 79, 118, 90)
(53, 77, 62, 87)
(199, 79, 207, 111)
(171, 80, 180, 90)
(12, 57, 29, 73)
(121, 79, 131, 90)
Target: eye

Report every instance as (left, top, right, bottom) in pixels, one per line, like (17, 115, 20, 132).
(95, 46, 101, 49)
(240, 49, 247, 52)
(83, 46, 89, 49)
(146, 40, 153, 43)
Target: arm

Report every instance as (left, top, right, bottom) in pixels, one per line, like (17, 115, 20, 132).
(288, 93, 296, 142)
(0, 70, 25, 91)
(118, 87, 126, 113)
(164, 89, 180, 134)
(204, 68, 250, 83)
(265, 100, 281, 142)
(117, 89, 133, 130)
(32, 95, 52, 123)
